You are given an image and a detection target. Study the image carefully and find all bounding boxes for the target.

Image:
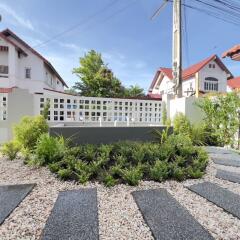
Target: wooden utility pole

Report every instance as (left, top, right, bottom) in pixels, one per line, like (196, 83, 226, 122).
(172, 0, 182, 97)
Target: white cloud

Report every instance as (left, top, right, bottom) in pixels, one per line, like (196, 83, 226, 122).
(0, 3, 34, 30)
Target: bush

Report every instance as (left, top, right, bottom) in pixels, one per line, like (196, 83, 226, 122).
(14, 115, 48, 150)
(102, 173, 118, 187)
(150, 160, 169, 182)
(34, 134, 66, 165)
(57, 168, 72, 180)
(26, 132, 208, 187)
(173, 113, 191, 136)
(1, 141, 20, 160)
(121, 166, 143, 186)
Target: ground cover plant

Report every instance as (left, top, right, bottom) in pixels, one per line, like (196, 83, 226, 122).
(27, 134, 208, 186)
(1, 115, 209, 187)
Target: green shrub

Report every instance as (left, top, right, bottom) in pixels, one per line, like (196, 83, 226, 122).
(121, 166, 143, 186)
(23, 127, 209, 186)
(14, 115, 48, 150)
(48, 162, 61, 173)
(150, 160, 169, 182)
(172, 166, 186, 181)
(173, 113, 191, 136)
(187, 167, 204, 179)
(103, 173, 118, 187)
(57, 168, 72, 180)
(35, 134, 66, 165)
(1, 141, 20, 160)
(190, 125, 207, 146)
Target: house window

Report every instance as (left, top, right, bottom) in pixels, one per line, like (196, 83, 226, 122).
(25, 68, 31, 78)
(204, 77, 218, 91)
(0, 65, 8, 74)
(209, 64, 212, 68)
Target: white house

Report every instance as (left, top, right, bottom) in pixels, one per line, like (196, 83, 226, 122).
(0, 28, 68, 94)
(148, 55, 233, 98)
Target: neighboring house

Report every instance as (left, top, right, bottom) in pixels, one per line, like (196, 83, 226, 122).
(223, 44, 240, 92)
(0, 28, 68, 94)
(148, 55, 233, 97)
(227, 77, 240, 92)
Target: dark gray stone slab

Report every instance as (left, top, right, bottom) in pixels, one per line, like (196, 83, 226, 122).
(210, 153, 240, 161)
(132, 189, 213, 240)
(205, 146, 237, 155)
(187, 182, 240, 219)
(216, 170, 240, 184)
(0, 184, 35, 225)
(213, 158, 240, 167)
(41, 188, 99, 240)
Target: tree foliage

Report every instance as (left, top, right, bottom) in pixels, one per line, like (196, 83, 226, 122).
(123, 85, 145, 98)
(72, 50, 145, 98)
(41, 99, 50, 120)
(197, 92, 240, 146)
(73, 50, 124, 97)
(162, 103, 167, 125)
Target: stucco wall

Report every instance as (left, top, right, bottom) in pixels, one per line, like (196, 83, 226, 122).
(169, 96, 204, 124)
(50, 126, 173, 145)
(0, 88, 35, 142)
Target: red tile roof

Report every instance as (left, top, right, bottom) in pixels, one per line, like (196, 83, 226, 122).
(227, 77, 240, 89)
(148, 55, 233, 93)
(1, 29, 68, 88)
(222, 45, 240, 58)
(0, 87, 17, 93)
(161, 67, 173, 79)
(182, 55, 215, 80)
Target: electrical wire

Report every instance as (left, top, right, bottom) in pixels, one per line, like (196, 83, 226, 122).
(33, 0, 119, 48)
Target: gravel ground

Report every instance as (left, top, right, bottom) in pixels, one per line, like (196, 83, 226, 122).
(0, 151, 240, 240)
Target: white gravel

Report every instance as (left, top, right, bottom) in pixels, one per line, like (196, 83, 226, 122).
(0, 152, 240, 240)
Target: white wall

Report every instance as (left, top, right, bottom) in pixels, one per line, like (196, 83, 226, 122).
(0, 35, 65, 93)
(152, 75, 174, 95)
(169, 96, 204, 124)
(182, 77, 195, 97)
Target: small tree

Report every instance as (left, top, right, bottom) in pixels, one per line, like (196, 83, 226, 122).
(73, 50, 124, 97)
(42, 99, 50, 120)
(173, 112, 192, 136)
(198, 92, 240, 146)
(14, 115, 48, 150)
(162, 103, 167, 125)
(124, 85, 145, 98)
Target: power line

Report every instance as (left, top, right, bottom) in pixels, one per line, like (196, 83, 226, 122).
(182, 0, 190, 66)
(180, 0, 240, 27)
(33, 0, 119, 48)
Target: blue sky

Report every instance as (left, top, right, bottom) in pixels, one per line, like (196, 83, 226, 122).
(0, 0, 239, 91)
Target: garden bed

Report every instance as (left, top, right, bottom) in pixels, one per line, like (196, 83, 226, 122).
(1, 154, 240, 239)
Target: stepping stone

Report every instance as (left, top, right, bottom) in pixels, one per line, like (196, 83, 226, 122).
(41, 188, 98, 240)
(187, 182, 240, 219)
(0, 184, 35, 225)
(132, 189, 213, 240)
(212, 158, 240, 167)
(216, 169, 240, 184)
(210, 153, 240, 161)
(205, 146, 237, 155)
